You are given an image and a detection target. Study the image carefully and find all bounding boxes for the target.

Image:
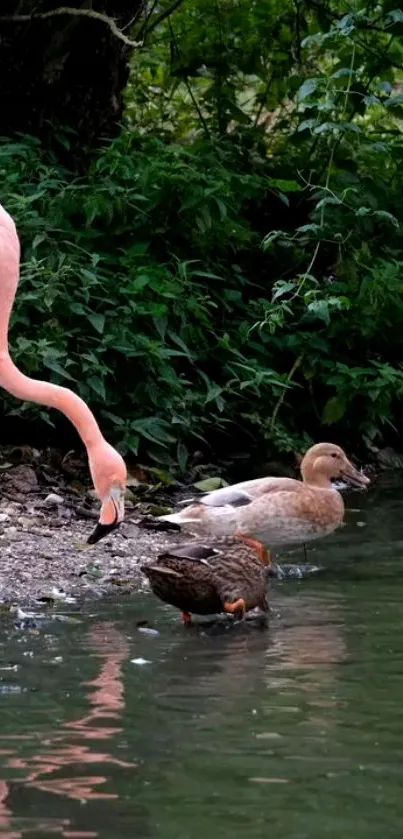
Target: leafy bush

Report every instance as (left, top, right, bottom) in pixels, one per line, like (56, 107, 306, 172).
(2, 1, 403, 469)
(0, 135, 291, 468)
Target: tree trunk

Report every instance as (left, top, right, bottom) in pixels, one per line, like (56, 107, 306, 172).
(0, 1, 144, 166)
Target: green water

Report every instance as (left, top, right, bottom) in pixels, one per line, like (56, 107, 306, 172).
(1, 475, 403, 838)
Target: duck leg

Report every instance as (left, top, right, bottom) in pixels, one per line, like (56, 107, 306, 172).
(234, 531, 271, 566)
(181, 611, 192, 625)
(223, 598, 246, 618)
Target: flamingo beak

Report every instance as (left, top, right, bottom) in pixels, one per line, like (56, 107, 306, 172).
(87, 485, 125, 545)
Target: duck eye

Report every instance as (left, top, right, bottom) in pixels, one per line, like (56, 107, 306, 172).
(331, 453, 339, 458)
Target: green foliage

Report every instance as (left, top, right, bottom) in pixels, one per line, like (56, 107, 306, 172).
(3, 0, 403, 466)
(126, 0, 403, 456)
(0, 135, 289, 466)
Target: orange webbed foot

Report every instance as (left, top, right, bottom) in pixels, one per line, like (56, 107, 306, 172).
(223, 598, 246, 618)
(234, 531, 271, 565)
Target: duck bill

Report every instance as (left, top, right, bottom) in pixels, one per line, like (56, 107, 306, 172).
(87, 486, 125, 545)
(341, 461, 370, 488)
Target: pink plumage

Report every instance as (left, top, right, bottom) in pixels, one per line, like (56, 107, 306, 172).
(0, 203, 127, 543)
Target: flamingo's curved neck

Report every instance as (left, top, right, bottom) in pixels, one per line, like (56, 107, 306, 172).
(0, 204, 104, 451)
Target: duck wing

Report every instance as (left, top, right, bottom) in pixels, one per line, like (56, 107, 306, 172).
(156, 542, 219, 565)
(236, 486, 344, 545)
(187, 477, 303, 510)
(140, 544, 222, 614)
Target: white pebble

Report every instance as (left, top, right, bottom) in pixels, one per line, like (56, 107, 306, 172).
(44, 493, 64, 506)
(130, 657, 152, 666)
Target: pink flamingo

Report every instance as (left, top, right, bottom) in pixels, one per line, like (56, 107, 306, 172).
(0, 202, 127, 544)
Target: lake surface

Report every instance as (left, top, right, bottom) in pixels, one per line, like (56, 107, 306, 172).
(1, 473, 403, 838)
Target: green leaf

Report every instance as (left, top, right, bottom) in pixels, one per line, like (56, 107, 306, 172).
(87, 376, 106, 400)
(101, 409, 125, 426)
(43, 358, 76, 381)
(385, 94, 403, 107)
(193, 477, 228, 492)
(313, 122, 338, 135)
(387, 9, 403, 24)
(373, 211, 399, 229)
(322, 396, 347, 425)
(267, 178, 302, 192)
(331, 68, 355, 79)
(88, 313, 105, 334)
(32, 233, 46, 249)
(176, 441, 188, 473)
(301, 32, 330, 48)
(315, 196, 343, 211)
(297, 119, 317, 133)
(204, 384, 225, 405)
(262, 229, 286, 250)
(272, 281, 296, 301)
(306, 299, 331, 324)
(131, 418, 176, 446)
(297, 223, 321, 235)
(336, 13, 355, 35)
(297, 78, 321, 101)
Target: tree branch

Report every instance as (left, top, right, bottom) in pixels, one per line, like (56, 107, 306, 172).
(144, 0, 186, 39)
(0, 6, 143, 49)
(136, 0, 159, 39)
(168, 17, 210, 137)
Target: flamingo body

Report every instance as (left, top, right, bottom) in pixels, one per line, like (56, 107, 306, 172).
(0, 203, 127, 542)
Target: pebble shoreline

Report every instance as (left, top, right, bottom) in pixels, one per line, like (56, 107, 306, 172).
(0, 505, 183, 608)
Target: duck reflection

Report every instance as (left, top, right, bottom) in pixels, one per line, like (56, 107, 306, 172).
(131, 585, 347, 749)
(0, 585, 348, 835)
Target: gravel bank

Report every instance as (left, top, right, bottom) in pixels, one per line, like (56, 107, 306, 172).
(0, 449, 321, 608)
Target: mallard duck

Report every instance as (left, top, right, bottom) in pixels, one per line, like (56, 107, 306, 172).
(140, 537, 269, 624)
(157, 443, 370, 566)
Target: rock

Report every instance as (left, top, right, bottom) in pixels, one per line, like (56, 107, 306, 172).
(3, 465, 39, 493)
(76, 506, 98, 520)
(61, 450, 87, 478)
(86, 489, 98, 502)
(126, 476, 142, 489)
(124, 489, 137, 503)
(17, 516, 42, 528)
(375, 447, 403, 469)
(122, 524, 141, 538)
(44, 493, 64, 507)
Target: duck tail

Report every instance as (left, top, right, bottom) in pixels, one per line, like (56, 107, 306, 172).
(157, 506, 204, 525)
(140, 564, 182, 579)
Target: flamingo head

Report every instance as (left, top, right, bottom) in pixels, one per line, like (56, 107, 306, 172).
(86, 442, 127, 545)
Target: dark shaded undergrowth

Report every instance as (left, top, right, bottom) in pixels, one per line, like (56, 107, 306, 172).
(2, 2, 403, 472)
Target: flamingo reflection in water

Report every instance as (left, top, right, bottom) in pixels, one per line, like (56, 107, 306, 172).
(2, 622, 134, 824)
(0, 778, 20, 839)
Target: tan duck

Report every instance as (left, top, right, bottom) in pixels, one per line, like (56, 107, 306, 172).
(158, 443, 370, 566)
(140, 537, 269, 625)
